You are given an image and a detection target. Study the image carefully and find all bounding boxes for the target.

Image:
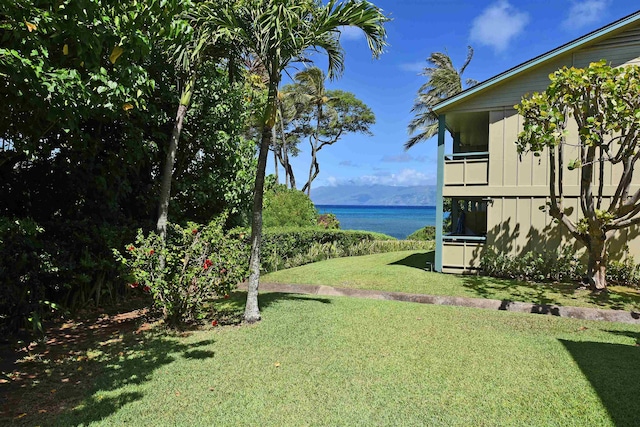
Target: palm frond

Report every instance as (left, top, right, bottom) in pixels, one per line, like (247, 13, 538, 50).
(406, 46, 477, 150)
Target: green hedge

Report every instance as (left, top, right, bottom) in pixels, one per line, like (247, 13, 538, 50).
(231, 228, 432, 272)
(407, 225, 436, 241)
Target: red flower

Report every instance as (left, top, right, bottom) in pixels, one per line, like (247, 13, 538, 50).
(142, 285, 151, 293)
(203, 259, 213, 270)
(129, 282, 139, 289)
(127, 245, 135, 252)
(211, 320, 218, 326)
(192, 229, 198, 234)
(224, 294, 230, 299)
(149, 249, 155, 255)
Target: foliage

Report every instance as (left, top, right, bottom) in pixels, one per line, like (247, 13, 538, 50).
(480, 246, 581, 283)
(516, 61, 640, 289)
(263, 186, 318, 228)
(317, 213, 340, 229)
(607, 256, 640, 287)
(407, 225, 436, 241)
(282, 67, 375, 195)
(204, 0, 389, 322)
(0, 0, 259, 336)
(0, 0, 175, 144)
(406, 46, 478, 149)
(115, 216, 248, 327)
(0, 217, 50, 335)
(230, 227, 426, 272)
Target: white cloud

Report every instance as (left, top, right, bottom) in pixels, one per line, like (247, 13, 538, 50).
(399, 61, 426, 73)
(338, 26, 365, 41)
(325, 168, 436, 187)
(562, 0, 610, 30)
(470, 0, 529, 53)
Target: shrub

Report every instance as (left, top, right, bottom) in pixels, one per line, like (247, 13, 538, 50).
(115, 215, 248, 327)
(317, 213, 340, 229)
(480, 246, 580, 282)
(407, 226, 436, 241)
(607, 256, 640, 287)
(263, 186, 318, 228)
(232, 228, 431, 272)
(0, 217, 52, 335)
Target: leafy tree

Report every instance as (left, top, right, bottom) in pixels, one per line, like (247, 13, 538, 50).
(285, 67, 375, 196)
(205, 0, 388, 322)
(155, 0, 241, 240)
(0, 0, 259, 331)
(516, 61, 640, 290)
(406, 46, 478, 150)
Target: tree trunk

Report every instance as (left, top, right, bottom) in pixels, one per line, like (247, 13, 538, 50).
(244, 120, 273, 324)
(302, 151, 319, 196)
(157, 103, 188, 240)
(272, 126, 279, 184)
(304, 149, 316, 196)
(586, 233, 608, 290)
(286, 159, 296, 189)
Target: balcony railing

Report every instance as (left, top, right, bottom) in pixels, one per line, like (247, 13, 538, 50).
(442, 236, 486, 272)
(444, 151, 489, 186)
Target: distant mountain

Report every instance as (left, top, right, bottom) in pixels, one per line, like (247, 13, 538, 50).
(310, 184, 437, 206)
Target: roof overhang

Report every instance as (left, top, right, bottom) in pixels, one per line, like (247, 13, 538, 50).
(433, 10, 640, 114)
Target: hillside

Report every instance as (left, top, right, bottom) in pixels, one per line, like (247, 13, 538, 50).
(310, 184, 437, 206)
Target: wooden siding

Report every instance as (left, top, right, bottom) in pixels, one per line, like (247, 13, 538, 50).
(440, 23, 640, 271)
(486, 196, 640, 261)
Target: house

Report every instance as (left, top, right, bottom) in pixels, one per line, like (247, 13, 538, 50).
(432, 11, 640, 273)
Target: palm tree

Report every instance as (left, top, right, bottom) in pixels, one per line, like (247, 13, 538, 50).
(156, 1, 240, 240)
(405, 46, 478, 150)
(205, 0, 388, 322)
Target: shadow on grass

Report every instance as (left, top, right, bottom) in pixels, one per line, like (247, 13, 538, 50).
(560, 339, 640, 426)
(388, 251, 435, 270)
(460, 275, 640, 311)
(51, 333, 216, 426)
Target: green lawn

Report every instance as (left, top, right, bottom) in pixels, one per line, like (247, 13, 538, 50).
(262, 250, 640, 312)
(8, 292, 640, 426)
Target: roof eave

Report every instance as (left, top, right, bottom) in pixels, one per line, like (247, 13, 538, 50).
(433, 10, 640, 114)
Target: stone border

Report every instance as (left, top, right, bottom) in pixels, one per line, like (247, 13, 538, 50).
(240, 282, 640, 325)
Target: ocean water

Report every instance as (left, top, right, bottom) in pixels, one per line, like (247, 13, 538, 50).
(317, 205, 436, 240)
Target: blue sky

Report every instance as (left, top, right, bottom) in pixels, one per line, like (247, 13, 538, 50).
(269, 1, 639, 189)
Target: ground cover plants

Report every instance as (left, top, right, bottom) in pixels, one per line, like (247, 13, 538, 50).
(2, 292, 639, 426)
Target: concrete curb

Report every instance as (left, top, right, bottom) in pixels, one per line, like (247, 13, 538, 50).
(239, 282, 640, 325)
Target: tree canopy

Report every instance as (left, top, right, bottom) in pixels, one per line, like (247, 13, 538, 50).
(516, 60, 640, 290)
(283, 67, 375, 196)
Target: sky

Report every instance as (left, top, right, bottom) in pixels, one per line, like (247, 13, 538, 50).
(268, 1, 640, 189)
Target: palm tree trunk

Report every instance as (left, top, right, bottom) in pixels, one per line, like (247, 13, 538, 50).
(272, 126, 279, 184)
(305, 147, 315, 196)
(157, 74, 196, 240)
(278, 107, 290, 188)
(245, 81, 278, 323)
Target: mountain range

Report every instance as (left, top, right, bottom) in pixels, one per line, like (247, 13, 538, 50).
(310, 184, 437, 206)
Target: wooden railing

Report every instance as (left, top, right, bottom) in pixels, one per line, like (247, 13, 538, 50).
(444, 151, 489, 186)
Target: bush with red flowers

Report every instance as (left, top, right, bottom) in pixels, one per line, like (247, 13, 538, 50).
(114, 214, 248, 327)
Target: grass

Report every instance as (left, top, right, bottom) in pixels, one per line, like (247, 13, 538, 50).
(262, 250, 640, 312)
(3, 292, 640, 426)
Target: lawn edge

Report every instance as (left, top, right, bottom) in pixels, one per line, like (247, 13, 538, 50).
(240, 282, 640, 325)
